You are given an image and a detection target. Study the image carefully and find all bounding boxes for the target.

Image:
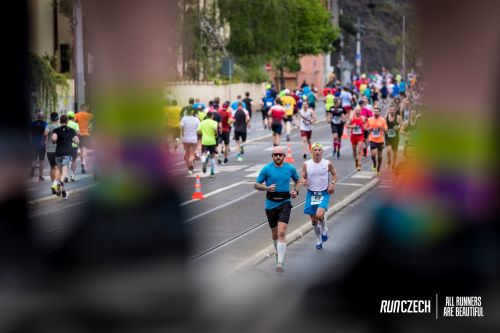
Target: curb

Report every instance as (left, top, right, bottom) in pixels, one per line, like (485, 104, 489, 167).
(27, 184, 97, 205)
(230, 176, 380, 274)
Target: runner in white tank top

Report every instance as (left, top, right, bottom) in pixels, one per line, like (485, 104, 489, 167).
(301, 142, 337, 249)
(299, 103, 317, 160)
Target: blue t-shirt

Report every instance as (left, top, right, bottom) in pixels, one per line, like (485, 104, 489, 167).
(399, 81, 406, 93)
(193, 102, 206, 110)
(302, 86, 311, 95)
(231, 100, 241, 111)
(256, 162, 300, 209)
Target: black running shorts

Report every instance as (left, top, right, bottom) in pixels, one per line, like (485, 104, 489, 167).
(265, 201, 292, 229)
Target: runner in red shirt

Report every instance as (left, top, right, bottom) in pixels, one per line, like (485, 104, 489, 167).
(346, 106, 366, 171)
(217, 102, 232, 164)
(268, 98, 286, 146)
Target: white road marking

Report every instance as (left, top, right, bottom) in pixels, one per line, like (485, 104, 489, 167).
(336, 182, 363, 187)
(184, 190, 258, 223)
(180, 180, 254, 206)
(351, 171, 375, 179)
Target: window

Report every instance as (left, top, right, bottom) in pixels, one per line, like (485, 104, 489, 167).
(60, 44, 70, 73)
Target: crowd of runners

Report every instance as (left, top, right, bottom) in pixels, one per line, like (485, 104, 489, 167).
(30, 68, 421, 273)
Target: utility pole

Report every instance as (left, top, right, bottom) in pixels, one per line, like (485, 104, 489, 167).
(355, 16, 361, 76)
(402, 14, 406, 79)
(74, 0, 85, 110)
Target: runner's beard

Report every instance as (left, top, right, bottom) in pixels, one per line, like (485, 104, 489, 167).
(274, 158, 284, 166)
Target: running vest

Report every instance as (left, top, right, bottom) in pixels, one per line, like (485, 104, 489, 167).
(386, 114, 399, 139)
(306, 159, 329, 191)
(350, 116, 364, 136)
(299, 108, 313, 131)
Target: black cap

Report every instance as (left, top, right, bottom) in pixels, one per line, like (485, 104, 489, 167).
(50, 112, 59, 121)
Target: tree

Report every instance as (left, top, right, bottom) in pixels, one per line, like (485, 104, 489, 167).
(218, 0, 339, 88)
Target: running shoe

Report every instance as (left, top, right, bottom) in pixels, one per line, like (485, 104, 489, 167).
(336, 151, 340, 159)
(286, 134, 290, 142)
(376, 171, 380, 176)
(240, 146, 244, 155)
(202, 161, 207, 173)
(237, 154, 243, 162)
(39, 176, 45, 181)
(64, 177, 69, 183)
(223, 157, 228, 164)
(188, 170, 193, 175)
(62, 189, 69, 200)
(372, 166, 376, 172)
(55, 182, 61, 196)
(70, 175, 76, 182)
(316, 242, 323, 250)
(51, 183, 57, 195)
(275, 261, 284, 273)
(356, 165, 361, 171)
(210, 170, 215, 178)
(217, 157, 222, 165)
(81, 163, 86, 174)
(321, 227, 329, 242)
(303, 153, 307, 160)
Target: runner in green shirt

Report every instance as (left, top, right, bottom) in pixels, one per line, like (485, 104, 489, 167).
(66, 111, 80, 182)
(197, 111, 218, 177)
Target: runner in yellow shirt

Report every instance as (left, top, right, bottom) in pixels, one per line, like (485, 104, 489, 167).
(281, 90, 296, 141)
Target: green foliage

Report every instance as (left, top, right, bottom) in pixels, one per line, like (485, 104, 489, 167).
(218, 0, 339, 77)
(30, 53, 69, 115)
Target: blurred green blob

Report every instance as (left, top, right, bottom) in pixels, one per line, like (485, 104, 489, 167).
(418, 112, 498, 170)
(94, 86, 165, 139)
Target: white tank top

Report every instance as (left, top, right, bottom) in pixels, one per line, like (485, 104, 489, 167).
(299, 108, 313, 131)
(306, 159, 330, 191)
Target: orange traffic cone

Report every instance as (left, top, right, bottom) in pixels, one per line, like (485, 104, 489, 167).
(342, 125, 349, 139)
(191, 175, 204, 200)
(285, 144, 295, 163)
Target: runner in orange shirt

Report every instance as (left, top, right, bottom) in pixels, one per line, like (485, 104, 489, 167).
(74, 104, 94, 174)
(366, 107, 388, 175)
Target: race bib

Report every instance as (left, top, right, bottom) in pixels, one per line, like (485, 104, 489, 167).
(387, 128, 397, 138)
(266, 101, 273, 107)
(352, 125, 362, 135)
(372, 128, 381, 137)
(311, 191, 324, 205)
(332, 116, 341, 125)
(284, 104, 291, 110)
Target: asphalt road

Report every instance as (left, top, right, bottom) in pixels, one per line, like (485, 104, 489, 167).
(27, 103, 397, 272)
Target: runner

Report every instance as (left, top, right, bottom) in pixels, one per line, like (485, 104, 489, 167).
(180, 108, 200, 175)
(51, 115, 79, 199)
(324, 89, 335, 114)
(268, 97, 286, 147)
(230, 95, 243, 111)
(254, 145, 300, 273)
(366, 107, 388, 175)
(360, 98, 373, 157)
(66, 111, 80, 182)
(30, 111, 47, 181)
(261, 91, 274, 130)
(197, 111, 218, 177)
(385, 105, 403, 170)
(180, 98, 195, 119)
(299, 102, 317, 159)
(242, 92, 253, 120)
(233, 102, 250, 162)
(346, 106, 366, 171)
(74, 104, 94, 174)
(401, 109, 419, 146)
(281, 89, 296, 142)
(301, 142, 337, 249)
(45, 112, 60, 194)
(165, 100, 182, 154)
(400, 97, 412, 122)
(217, 101, 232, 164)
(339, 86, 353, 113)
(327, 97, 346, 159)
(306, 87, 317, 110)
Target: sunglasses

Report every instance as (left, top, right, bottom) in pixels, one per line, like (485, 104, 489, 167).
(272, 153, 285, 157)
